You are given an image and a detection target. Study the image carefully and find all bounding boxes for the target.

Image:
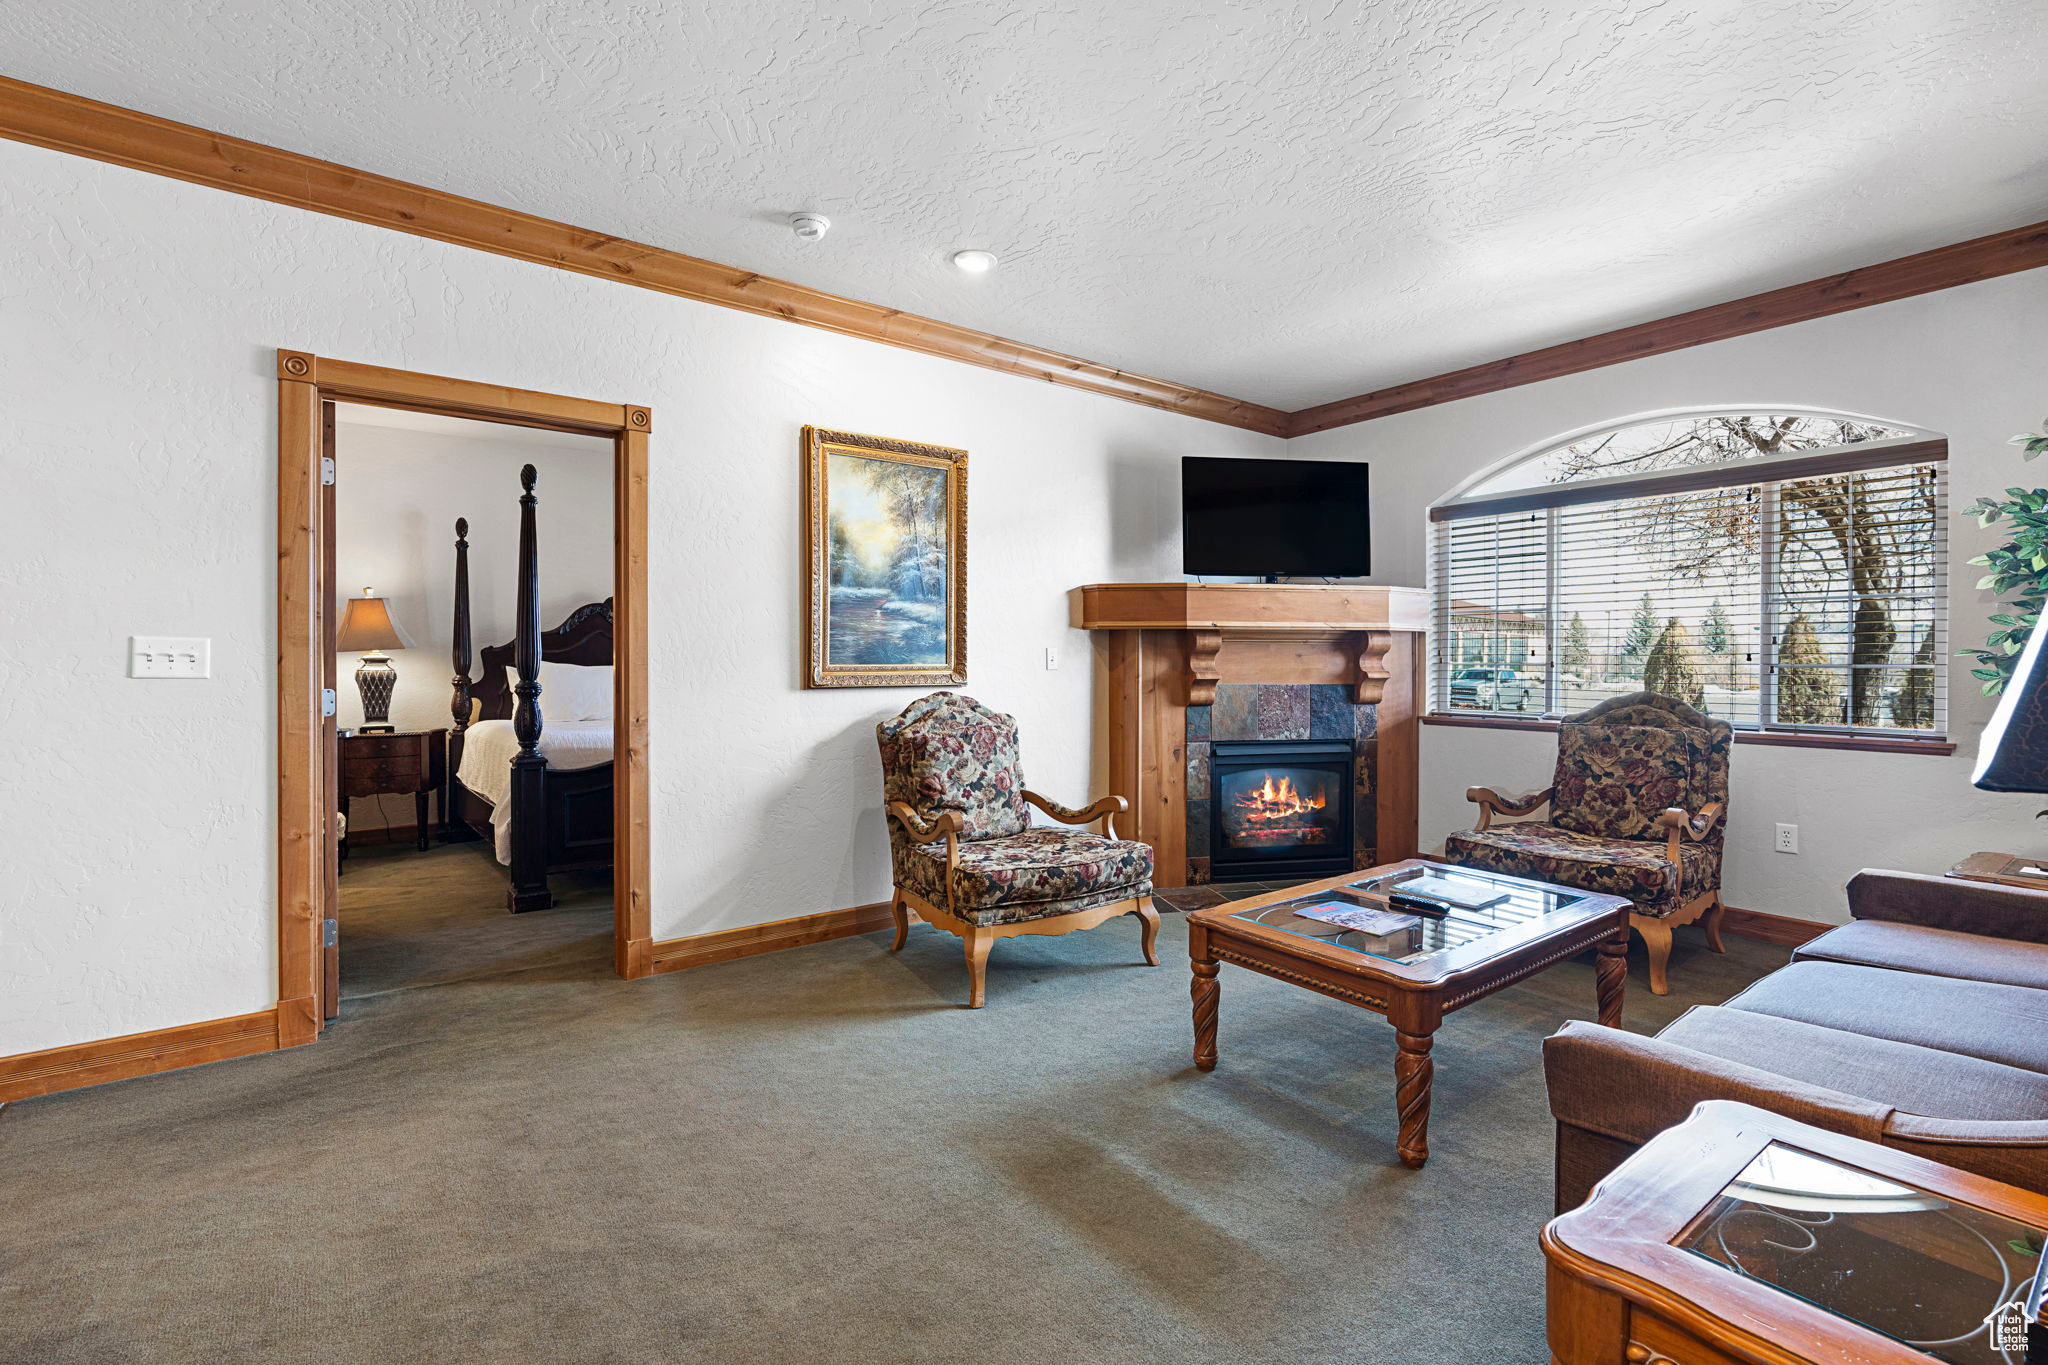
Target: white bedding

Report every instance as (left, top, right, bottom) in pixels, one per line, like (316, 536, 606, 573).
(457, 718, 615, 864)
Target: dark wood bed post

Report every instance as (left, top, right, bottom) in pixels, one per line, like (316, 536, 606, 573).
(507, 465, 554, 911)
(443, 516, 474, 843)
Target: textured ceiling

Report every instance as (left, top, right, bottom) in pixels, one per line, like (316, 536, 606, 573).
(11, 1, 2048, 409)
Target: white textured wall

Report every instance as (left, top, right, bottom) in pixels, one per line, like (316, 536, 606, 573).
(332, 414, 614, 828)
(0, 140, 1281, 1055)
(1291, 269, 2048, 923)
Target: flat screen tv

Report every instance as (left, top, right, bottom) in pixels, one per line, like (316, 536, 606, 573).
(1181, 456, 1371, 578)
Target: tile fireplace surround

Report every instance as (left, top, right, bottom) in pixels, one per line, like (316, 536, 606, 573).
(1188, 685, 1376, 883)
(1072, 583, 1427, 889)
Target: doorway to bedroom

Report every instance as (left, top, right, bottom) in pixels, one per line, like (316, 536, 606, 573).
(276, 351, 654, 1044)
(329, 404, 617, 1005)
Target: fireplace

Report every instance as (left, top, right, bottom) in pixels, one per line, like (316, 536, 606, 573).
(1209, 739, 1355, 881)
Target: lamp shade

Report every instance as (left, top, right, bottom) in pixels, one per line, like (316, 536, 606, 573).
(1975, 622, 2048, 792)
(336, 591, 410, 653)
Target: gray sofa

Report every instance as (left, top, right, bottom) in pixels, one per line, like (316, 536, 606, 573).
(1544, 868, 2048, 1211)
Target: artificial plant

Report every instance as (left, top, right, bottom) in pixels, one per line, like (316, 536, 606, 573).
(1962, 419, 2048, 695)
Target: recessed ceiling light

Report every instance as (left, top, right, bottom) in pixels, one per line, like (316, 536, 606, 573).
(952, 249, 999, 274)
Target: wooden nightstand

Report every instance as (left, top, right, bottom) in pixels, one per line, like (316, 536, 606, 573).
(340, 728, 447, 853)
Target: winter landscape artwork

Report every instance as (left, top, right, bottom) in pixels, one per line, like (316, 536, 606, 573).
(803, 427, 968, 688)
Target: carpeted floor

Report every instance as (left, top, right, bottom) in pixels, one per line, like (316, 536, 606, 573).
(337, 841, 614, 1000)
(0, 854, 1785, 1365)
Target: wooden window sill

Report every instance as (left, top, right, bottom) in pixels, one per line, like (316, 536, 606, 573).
(1423, 712, 1956, 756)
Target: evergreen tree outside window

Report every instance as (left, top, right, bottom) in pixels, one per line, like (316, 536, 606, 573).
(1431, 412, 1947, 740)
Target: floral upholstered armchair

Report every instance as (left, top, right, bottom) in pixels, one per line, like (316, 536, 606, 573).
(1441, 692, 1730, 995)
(877, 692, 1160, 1008)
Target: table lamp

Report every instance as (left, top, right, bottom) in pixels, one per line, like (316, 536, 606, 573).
(337, 587, 411, 733)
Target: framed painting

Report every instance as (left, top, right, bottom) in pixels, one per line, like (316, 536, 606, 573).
(803, 426, 968, 688)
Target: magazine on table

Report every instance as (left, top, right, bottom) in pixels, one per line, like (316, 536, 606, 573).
(1291, 901, 1423, 936)
(1378, 871, 1511, 913)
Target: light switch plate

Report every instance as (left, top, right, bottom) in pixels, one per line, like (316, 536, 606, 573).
(130, 636, 211, 678)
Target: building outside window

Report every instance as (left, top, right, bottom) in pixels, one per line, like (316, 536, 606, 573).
(1430, 411, 1948, 742)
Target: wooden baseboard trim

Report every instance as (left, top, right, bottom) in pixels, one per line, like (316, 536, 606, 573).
(648, 901, 899, 974)
(0, 1008, 281, 1103)
(1720, 906, 1833, 948)
(340, 825, 427, 848)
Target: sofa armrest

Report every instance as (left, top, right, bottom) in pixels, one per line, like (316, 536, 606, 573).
(1847, 868, 2048, 944)
(1544, 1020, 1894, 1148)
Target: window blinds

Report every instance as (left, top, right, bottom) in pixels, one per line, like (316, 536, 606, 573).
(1432, 442, 1947, 739)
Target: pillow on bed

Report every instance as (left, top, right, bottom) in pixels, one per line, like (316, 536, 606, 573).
(538, 662, 614, 723)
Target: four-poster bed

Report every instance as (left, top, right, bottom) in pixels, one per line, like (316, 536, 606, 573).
(446, 465, 616, 912)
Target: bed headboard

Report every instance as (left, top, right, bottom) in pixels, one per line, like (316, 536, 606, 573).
(471, 597, 613, 722)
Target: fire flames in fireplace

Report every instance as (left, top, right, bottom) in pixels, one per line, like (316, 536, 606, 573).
(1226, 771, 1332, 846)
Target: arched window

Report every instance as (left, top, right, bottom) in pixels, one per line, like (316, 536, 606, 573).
(1431, 411, 1948, 741)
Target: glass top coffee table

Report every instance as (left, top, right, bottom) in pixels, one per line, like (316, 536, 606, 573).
(1187, 858, 1632, 1168)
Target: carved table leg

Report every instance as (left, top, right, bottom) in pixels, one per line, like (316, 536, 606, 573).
(1595, 931, 1628, 1028)
(1395, 1029, 1434, 1169)
(1191, 958, 1220, 1072)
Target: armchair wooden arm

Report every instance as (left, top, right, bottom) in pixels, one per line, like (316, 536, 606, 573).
(1651, 801, 1725, 904)
(1465, 785, 1553, 832)
(887, 802, 963, 916)
(886, 802, 963, 844)
(1023, 790, 1127, 839)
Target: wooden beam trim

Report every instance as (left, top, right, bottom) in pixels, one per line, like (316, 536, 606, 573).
(0, 76, 1287, 437)
(648, 902, 898, 974)
(0, 1009, 280, 1103)
(1289, 218, 2048, 436)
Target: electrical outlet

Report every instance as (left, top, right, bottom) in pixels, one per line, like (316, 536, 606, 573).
(1045, 646, 1060, 671)
(1774, 822, 1799, 854)
(130, 636, 211, 678)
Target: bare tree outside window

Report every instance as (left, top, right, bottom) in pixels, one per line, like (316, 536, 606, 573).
(1539, 415, 1936, 730)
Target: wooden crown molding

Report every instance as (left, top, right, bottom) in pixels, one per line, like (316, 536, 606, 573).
(1289, 217, 2048, 436)
(0, 76, 1287, 437)
(8, 77, 2045, 442)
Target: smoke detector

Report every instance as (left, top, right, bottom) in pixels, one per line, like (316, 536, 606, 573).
(789, 211, 832, 242)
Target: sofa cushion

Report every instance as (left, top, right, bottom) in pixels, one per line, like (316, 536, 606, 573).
(1659, 1004, 2048, 1121)
(1796, 919, 2048, 992)
(899, 828, 1152, 926)
(1442, 822, 1717, 914)
(1721, 960, 2048, 1078)
(1550, 722, 1709, 839)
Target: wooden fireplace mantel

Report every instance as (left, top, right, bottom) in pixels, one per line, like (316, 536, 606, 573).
(1071, 583, 1428, 887)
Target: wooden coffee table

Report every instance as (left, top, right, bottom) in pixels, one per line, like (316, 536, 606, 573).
(1187, 859, 1631, 1169)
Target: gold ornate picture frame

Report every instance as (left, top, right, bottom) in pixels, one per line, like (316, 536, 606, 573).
(803, 427, 968, 688)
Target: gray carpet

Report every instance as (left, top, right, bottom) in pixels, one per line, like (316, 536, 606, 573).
(0, 858, 1784, 1365)
(337, 842, 613, 999)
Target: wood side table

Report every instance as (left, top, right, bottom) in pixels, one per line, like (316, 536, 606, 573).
(1949, 850, 2048, 891)
(1187, 860, 1630, 1168)
(1545, 1100, 2048, 1365)
(340, 728, 447, 853)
